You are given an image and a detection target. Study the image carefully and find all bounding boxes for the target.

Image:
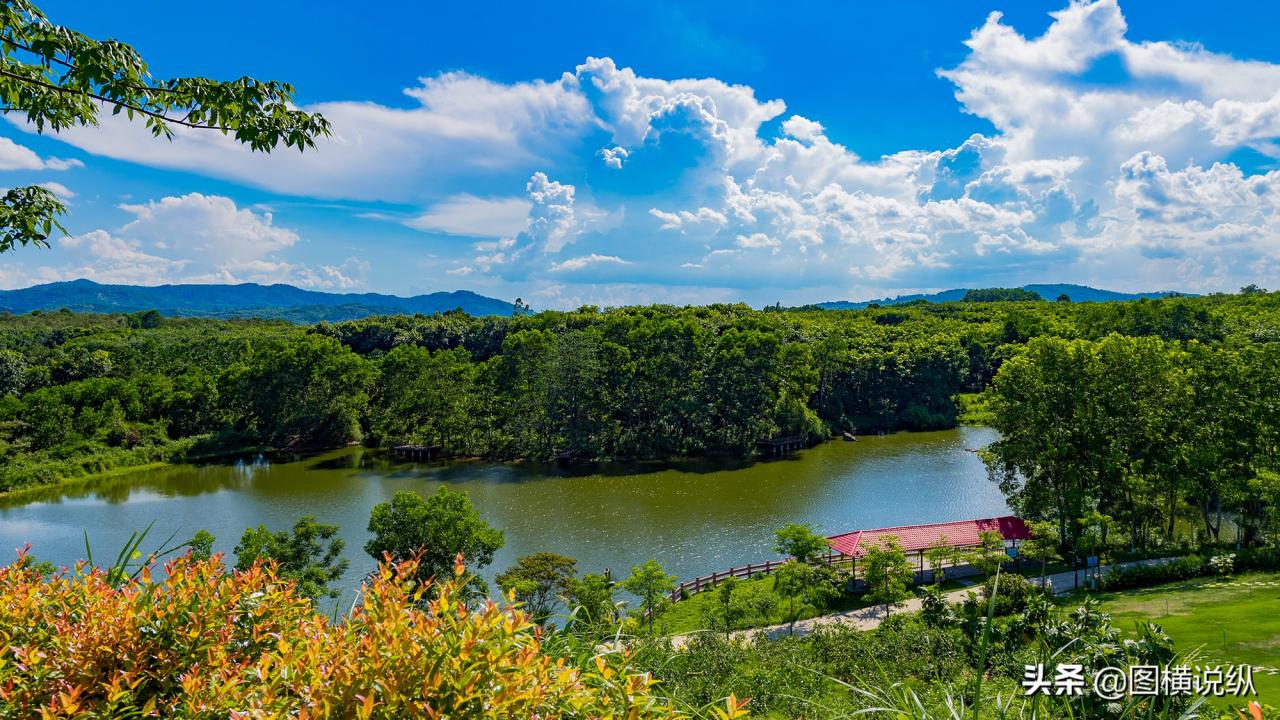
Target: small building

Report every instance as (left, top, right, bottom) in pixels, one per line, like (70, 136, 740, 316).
(827, 515, 1030, 582)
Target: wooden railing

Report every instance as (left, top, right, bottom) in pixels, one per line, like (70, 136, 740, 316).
(667, 551, 850, 602)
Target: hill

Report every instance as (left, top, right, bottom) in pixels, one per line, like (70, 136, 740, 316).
(814, 283, 1186, 310)
(0, 279, 515, 320)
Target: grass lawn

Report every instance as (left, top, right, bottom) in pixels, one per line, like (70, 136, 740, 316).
(1078, 572, 1280, 704)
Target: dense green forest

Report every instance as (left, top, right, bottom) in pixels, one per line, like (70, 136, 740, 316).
(1, 292, 1277, 505)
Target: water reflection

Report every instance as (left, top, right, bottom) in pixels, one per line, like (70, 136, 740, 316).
(0, 427, 1007, 613)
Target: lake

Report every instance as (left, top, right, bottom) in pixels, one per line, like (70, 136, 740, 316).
(0, 426, 1005, 610)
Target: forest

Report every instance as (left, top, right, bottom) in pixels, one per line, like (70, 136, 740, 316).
(0, 291, 1276, 499)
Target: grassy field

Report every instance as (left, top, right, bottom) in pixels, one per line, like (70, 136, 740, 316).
(1084, 572, 1280, 704)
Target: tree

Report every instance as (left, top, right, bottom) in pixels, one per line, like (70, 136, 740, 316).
(621, 559, 676, 633)
(714, 576, 744, 636)
(1056, 293, 1072, 303)
(187, 529, 215, 561)
(962, 288, 1042, 302)
(564, 572, 618, 630)
(772, 560, 837, 635)
(1021, 520, 1061, 589)
(364, 488, 504, 595)
(375, 345, 482, 452)
(0, 1, 329, 253)
(773, 523, 830, 564)
(234, 516, 348, 601)
(223, 334, 374, 448)
(862, 535, 914, 616)
(924, 535, 957, 585)
(1077, 511, 1125, 584)
(0, 349, 29, 396)
(965, 530, 1009, 580)
(496, 552, 577, 625)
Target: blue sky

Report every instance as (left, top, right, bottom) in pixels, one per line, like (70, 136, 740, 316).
(2, 0, 1279, 306)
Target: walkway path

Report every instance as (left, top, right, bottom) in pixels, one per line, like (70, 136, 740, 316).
(669, 557, 1178, 648)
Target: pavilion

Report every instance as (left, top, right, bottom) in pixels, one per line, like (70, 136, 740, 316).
(827, 515, 1031, 581)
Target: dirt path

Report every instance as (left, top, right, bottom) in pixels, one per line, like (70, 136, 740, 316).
(668, 557, 1178, 648)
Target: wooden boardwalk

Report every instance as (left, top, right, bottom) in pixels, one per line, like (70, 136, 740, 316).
(755, 435, 806, 456)
(391, 444, 443, 461)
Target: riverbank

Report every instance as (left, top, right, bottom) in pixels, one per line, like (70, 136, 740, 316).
(0, 436, 365, 502)
(0, 461, 173, 505)
(0, 423, 983, 502)
(0, 437, 202, 499)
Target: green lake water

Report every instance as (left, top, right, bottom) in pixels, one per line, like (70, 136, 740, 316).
(0, 426, 1005, 610)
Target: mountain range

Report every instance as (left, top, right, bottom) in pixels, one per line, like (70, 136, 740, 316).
(813, 283, 1188, 310)
(0, 279, 516, 321)
(0, 280, 1191, 322)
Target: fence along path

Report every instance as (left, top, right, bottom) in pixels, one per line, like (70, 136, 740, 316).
(667, 551, 849, 602)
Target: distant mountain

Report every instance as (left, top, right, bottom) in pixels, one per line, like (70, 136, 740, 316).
(0, 279, 515, 320)
(814, 283, 1189, 310)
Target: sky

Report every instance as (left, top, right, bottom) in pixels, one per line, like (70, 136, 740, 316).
(2, 0, 1279, 307)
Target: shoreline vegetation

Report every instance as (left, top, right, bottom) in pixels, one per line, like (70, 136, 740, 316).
(0, 424, 964, 502)
(3, 290, 1277, 500)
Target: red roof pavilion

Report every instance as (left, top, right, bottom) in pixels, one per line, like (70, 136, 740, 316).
(827, 515, 1030, 558)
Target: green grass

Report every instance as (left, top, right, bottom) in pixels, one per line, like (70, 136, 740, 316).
(652, 573, 872, 635)
(1080, 571, 1280, 703)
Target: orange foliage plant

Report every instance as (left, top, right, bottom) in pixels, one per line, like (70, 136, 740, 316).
(0, 551, 708, 719)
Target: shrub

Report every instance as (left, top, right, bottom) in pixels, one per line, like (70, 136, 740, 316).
(0, 551, 684, 719)
(1208, 551, 1236, 576)
(1235, 545, 1280, 572)
(1098, 554, 1207, 591)
(974, 572, 1047, 617)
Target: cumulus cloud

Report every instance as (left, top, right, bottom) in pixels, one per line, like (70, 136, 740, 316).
(15, 1, 1280, 303)
(20, 193, 365, 290)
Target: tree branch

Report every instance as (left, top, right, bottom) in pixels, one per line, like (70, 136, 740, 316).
(1, 35, 182, 95)
(0, 67, 219, 130)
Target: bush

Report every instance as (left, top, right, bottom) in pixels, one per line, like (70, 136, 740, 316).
(1208, 552, 1236, 576)
(1098, 555, 1207, 591)
(975, 572, 1048, 617)
(1236, 545, 1280, 572)
(0, 552, 683, 718)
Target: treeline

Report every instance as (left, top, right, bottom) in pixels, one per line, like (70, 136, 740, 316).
(0, 292, 1277, 491)
(983, 333, 1280, 553)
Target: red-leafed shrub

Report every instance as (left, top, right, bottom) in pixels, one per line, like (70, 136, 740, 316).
(0, 552, 702, 719)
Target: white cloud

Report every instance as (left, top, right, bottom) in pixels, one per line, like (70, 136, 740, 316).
(549, 253, 630, 272)
(38, 181, 74, 198)
(405, 195, 532, 237)
(599, 145, 630, 169)
(0, 136, 82, 171)
(9, 71, 593, 203)
(22, 193, 365, 290)
(525, 172, 578, 253)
